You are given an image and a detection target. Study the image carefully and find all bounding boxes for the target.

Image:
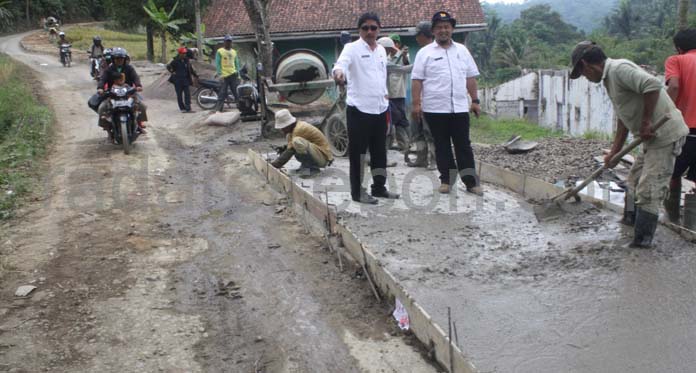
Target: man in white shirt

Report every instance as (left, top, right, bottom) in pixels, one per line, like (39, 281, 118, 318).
(411, 11, 483, 196)
(333, 12, 400, 204)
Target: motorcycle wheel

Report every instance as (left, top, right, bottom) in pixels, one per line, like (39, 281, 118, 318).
(196, 88, 218, 110)
(120, 121, 130, 154)
(67, 56, 71, 68)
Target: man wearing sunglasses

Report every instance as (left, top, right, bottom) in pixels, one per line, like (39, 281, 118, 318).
(332, 12, 400, 205)
(569, 41, 688, 248)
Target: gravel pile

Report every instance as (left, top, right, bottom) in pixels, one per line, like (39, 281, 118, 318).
(474, 138, 612, 184)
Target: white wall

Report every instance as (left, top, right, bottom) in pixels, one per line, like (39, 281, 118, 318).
(480, 69, 619, 137)
(537, 70, 616, 136)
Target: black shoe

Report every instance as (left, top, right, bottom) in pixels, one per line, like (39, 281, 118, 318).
(371, 188, 400, 199)
(630, 208, 658, 248)
(353, 190, 378, 205)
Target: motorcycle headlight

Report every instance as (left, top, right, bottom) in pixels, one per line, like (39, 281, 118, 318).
(113, 87, 128, 97)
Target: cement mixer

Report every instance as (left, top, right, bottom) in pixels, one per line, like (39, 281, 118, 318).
(257, 49, 348, 157)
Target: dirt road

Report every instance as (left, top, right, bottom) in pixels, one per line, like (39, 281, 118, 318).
(0, 31, 438, 372)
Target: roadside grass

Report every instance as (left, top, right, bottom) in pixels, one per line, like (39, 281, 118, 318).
(64, 26, 179, 61)
(471, 115, 563, 144)
(0, 54, 52, 219)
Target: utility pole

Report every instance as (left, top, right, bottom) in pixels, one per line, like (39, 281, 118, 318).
(194, 0, 202, 51)
(678, 0, 689, 31)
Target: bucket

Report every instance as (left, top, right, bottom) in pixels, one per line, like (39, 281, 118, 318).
(683, 194, 696, 230)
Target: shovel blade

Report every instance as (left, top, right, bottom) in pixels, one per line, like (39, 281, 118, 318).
(533, 200, 598, 222)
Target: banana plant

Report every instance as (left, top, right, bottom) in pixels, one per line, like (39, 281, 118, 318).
(142, 0, 188, 63)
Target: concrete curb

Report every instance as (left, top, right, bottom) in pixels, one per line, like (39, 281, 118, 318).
(248, 149, 477, 373)
(477, 160, 696, 242)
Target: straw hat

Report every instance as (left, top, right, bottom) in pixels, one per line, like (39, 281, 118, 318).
(274, 109, 297, 129)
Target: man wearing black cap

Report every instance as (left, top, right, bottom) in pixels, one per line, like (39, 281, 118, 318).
(569, 41, 688, 248)
(332, 12, 400, 205)
(411, 11, 483, 196)
(215, 34, 240, 112)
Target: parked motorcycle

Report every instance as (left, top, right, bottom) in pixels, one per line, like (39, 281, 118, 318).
(59, 43, 72, 67)
(194, 78, 229, 110)
(104, 85, 141, 154)
(236, 66, 259, 119)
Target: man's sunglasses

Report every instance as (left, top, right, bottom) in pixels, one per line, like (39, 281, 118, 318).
(360, 25, 378, 31)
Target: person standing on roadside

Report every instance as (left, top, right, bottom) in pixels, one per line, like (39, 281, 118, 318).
(663, 28, 696, 221)
(569, 41, 688, 248)
(378, 35, 411, 155)
(332, 12, 400, 205)
(411, 11, 483, 196)
(408, 21, 436, 169)
(167, 47, 199, 113)
(215, 34, 240, 113)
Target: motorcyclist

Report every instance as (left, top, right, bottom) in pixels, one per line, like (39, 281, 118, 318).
(102, 48, 113, 70)
(56, 32, 71, 65)
(97, 47, 148, 133)
(89, 36, 105, 78)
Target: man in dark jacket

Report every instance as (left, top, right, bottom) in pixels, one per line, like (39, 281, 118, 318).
(96, 47, 148, 131)
(167, 47, 199, 112)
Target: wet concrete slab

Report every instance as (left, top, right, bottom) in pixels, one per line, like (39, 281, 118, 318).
(275, 152, 696, 373)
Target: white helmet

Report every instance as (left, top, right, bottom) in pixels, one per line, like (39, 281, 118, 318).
(377, 36, 395, 50)
(58, 31, 65, 37)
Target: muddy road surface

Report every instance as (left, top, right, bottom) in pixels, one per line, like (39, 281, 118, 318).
(0, 31, 438, 372)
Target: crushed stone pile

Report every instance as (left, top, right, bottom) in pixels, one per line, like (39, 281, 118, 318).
(474, 138, 612, 184)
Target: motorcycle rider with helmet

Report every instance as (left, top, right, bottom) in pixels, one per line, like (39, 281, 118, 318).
(89, 36, 105, 78)
(56, 32, 71, 64)
(97, 47, 148, 133)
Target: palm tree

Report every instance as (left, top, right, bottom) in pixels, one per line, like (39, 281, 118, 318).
(142, 0, 187, 63)
(678, 0, 689, 30)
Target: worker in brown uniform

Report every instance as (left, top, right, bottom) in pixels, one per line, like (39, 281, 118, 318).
(271, 109, 333, 178)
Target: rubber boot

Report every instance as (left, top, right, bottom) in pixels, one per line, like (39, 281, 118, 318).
(621, 193, 636, 226)
(406, 141, 427, 167)
(426, 142, 437, 170)
(630, 208, 659, 248)
(663, 178, 681, 223)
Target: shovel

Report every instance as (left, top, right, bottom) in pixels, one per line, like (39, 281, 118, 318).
(534, 114, 671, 222)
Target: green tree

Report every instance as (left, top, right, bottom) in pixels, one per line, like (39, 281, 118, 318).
(468, 10, 501, 75)
(0, 0, 13, 29)
(517, 4, 582, 45)
(142, 0, 187, 63)
(604, 0, 639, 39)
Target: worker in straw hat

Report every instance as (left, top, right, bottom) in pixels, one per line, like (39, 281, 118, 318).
(271, 109, 334, 178)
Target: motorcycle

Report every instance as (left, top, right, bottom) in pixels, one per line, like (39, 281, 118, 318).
(193, 78, 236, 110)
(59, 43, 72, 67)
(104, 85, 141, 154)
(235, 66, 260, 120)
(90, 56, 103, 80)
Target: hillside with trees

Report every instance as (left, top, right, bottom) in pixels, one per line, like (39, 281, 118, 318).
(470, 0, 696, 85)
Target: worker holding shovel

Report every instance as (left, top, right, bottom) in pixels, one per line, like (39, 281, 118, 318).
(569, 41, 689, 248)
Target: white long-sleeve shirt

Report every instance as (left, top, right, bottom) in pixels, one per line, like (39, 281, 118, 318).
(411, 41, 480, 113)
(332, 38, 389, 115)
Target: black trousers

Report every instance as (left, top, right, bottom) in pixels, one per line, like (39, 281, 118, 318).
(216, 73, 239, 111)
(347, 105, 388, 199)
(672, 129, 696, 181)
(174, 82, 191, 111)
(424, 112, 478, 188)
